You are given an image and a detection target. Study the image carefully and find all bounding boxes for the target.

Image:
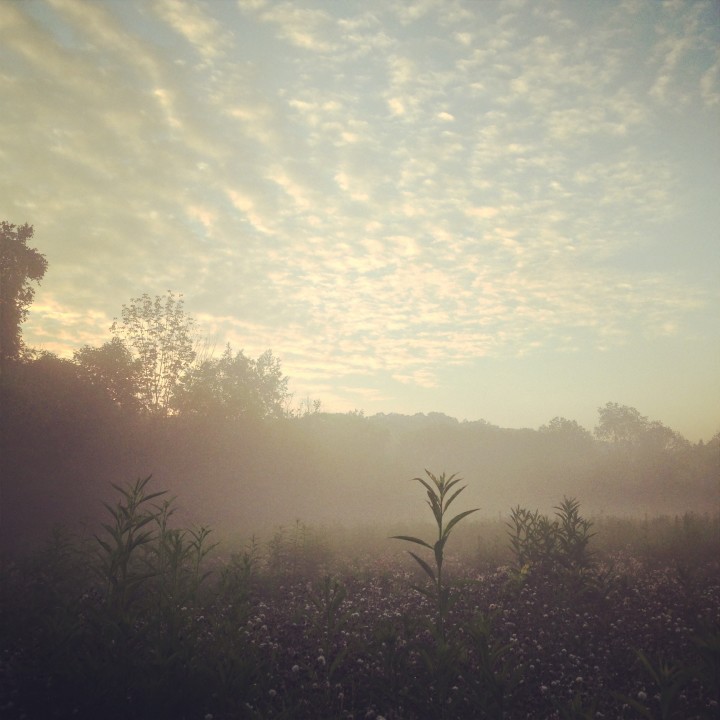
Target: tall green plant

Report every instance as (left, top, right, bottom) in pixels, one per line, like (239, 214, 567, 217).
(95, 475, 166, 616)
(614, 650, 692, 720)
(392, 470, 478, 639)
(506, 496, 595, 585)
(554, 496, 595, 575)
(151, 498, 218, 609)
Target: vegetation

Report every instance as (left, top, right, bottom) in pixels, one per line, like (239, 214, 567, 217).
(1, 477, 718, 720)
(1, 219, 719, 718)
(109, 291, 197, 416)
(506, 497, 596, 582)
(0, 221, 47, 365)
(392, 470, 479, 640)
(1, 221, 717, 553)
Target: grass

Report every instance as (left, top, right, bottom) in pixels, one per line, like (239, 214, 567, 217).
(1, 475, 719, 720)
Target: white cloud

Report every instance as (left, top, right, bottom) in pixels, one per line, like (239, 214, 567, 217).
(3, 0, 717, 437)
(153, 0, 230, 62)
(387, 97, 406, 116)
(258, 3, 337, 52)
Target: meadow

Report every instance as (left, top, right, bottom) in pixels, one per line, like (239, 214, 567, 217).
(1, 474, 718, 720)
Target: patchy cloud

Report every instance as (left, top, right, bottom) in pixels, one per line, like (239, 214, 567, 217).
(1, 0, 718, 437)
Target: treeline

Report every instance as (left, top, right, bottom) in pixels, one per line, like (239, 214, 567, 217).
(2, 354, 718, 557)
(1, 222, 718, 556)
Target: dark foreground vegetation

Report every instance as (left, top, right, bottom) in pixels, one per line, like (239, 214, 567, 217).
(1, 476, 718, 720)
(2, 224, 719, 718)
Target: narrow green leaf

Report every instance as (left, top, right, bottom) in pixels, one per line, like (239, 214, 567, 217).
(426, 498, 443, 527)
(443, 484, 467, 512)
(95, 537, 112, 554)
(134, 515, 155, 531)
(443, 475, 464, 496)
(142, 490, 168, 504)
(391, 535, 433, 550)
(408, 551, 436, 582)
(414, 476, 439, 502)
(442, 508, 480, 539)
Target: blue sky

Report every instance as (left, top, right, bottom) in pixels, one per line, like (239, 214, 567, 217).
(1, 0, 718, 440)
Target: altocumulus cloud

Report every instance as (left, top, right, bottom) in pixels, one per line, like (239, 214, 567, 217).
(1, 0, 718, 432)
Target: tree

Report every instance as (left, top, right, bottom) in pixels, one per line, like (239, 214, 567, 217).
(110, 291, 195, 415)
(540, 416, 593, 442)
(174, 344, 289, 420)
(253, 349, 290, 419)
(73, 337, 141, 412)
(594, 402, 649, 446)
(0, 221, 47, 365)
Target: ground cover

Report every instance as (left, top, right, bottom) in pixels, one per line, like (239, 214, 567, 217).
(1, 477, 718, 720)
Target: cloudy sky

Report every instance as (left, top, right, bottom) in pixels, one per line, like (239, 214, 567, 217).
(2, 0, 718, 440)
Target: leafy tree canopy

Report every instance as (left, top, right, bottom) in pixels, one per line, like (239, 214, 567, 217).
(540, 416, 592, 438)
(0, 221, 47, 363)
(73, 337, 141, 412)
(594, 402, 649, 445)
(175, 344, 289, 421)
(110, 291, 195, 416)
(594, 402, 689, 454)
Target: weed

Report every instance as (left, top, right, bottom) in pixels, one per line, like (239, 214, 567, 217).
(506, 496, 595, 593)
(95, 475, 166, 617)
(615, 650, 692, 720)
(2, 479, 719, 720)
(391, 469, 479, 640)
(310, 574, 348, 636)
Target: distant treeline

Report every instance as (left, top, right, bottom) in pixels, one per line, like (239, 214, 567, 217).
(1, 351, 718, 556)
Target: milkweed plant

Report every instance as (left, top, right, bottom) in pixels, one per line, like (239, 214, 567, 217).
(392, 470, 479, 640)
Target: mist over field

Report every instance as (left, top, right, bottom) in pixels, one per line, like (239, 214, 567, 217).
(2, 368, 718, 557)
(2, 3, 720, 717)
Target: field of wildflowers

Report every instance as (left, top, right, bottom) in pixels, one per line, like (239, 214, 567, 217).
(1, 475, 718, 720)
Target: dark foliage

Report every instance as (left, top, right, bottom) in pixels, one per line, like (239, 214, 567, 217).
(1, 480, 719, 720)
(0, 221, 47, 363)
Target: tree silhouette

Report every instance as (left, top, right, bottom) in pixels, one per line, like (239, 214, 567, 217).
(0, 221, 47, 367)
(174, 344, 289, 420)
(74, 337, 141, 412)
(110, 291, 195, 415)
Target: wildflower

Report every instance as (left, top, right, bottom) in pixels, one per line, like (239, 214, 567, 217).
(318, 655, 326, 666)
(292, 664, 300, 673)
(637, 691, 647, 701)
(269, 689, 277, 698)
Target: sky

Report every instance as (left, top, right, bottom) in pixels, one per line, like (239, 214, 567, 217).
(1, 0, 719, 441)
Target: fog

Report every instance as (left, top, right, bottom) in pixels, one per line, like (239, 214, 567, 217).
(2, 363, 717, 557)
